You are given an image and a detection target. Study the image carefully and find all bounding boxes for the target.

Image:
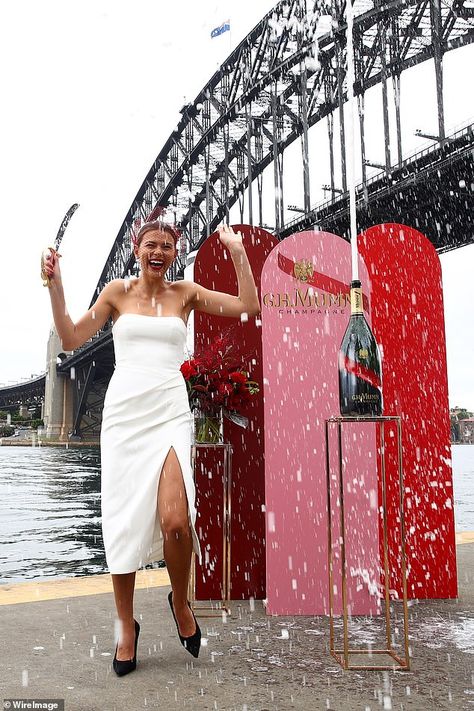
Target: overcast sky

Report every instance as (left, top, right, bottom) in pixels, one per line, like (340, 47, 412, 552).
(1, 1, 473, 410)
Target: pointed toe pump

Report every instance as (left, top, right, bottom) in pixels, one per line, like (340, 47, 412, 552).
(113, 618, 140, 676)
(168, 590, 201, 658)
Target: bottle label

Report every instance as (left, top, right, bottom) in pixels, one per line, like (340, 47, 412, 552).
(350, 287, 363, 314)
(351, 392, 380, 403)
(341, 355, 381, 389)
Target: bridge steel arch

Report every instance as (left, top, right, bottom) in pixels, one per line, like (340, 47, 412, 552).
(90, 0, 473, 304)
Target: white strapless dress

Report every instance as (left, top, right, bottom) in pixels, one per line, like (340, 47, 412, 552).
(100, 314, 202, 574)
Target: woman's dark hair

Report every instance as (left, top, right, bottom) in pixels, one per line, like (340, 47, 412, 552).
(133, 220, 180, 247)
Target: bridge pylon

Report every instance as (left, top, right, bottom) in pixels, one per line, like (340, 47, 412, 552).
(43, 326, 73, 441)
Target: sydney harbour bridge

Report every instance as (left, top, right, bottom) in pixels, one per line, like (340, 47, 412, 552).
(1, 0, 473, 439)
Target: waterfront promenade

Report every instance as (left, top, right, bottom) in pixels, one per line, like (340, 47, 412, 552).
(1, 536, 473, 711)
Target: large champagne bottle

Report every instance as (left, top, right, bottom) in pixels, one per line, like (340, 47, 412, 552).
(338, 280, 383, 416)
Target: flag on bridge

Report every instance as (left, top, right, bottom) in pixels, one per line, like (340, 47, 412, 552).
(211, 19, 230, 38)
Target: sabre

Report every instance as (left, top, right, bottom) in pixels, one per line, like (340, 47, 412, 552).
(41, 203, 80, 287)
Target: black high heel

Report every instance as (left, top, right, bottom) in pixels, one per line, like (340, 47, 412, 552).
(113, 618, 140, 676)
(168, 590, 201, 658)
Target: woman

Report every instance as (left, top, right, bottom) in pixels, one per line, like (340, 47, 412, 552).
(43, 220, 260, 675)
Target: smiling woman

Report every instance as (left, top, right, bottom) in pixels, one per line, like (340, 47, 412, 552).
(131, 220, 180, 286)
(42, 219, 260, 674)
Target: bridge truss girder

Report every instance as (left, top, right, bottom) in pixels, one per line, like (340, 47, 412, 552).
(0, 376, 46, 410)
(67, 339, 115, 440)
(281, 121, 474, 248)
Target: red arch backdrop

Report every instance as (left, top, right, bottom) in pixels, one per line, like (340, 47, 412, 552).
(358, 223, 457, 600)
(193, 225, 276, 600)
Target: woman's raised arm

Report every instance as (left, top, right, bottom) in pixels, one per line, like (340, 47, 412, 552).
(190, 225, 261, 319)
(43, 249, 117, 351)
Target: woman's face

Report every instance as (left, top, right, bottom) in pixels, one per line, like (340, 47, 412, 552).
(134, 229, 177, 276)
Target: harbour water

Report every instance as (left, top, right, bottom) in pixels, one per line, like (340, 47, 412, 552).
(0, 444, 473, 584)
(452, 443, 474, 531)
(0, 447, 104, 583)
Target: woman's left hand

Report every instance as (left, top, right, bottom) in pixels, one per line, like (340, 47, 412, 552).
(217, 224, 243, 250)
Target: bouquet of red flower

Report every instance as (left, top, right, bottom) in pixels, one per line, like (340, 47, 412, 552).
(180, 324, 259, 440)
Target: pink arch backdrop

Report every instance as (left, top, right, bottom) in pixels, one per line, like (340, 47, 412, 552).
(261, 230, 380, 615)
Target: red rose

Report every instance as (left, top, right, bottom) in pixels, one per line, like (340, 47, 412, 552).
(229, 371, 247, 384)
(218, 383, 233, 396)
(181, 360, 198, 380)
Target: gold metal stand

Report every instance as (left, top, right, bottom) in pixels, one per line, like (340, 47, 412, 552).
(325, 415, 410, 670)
(188, 442, 233, 616)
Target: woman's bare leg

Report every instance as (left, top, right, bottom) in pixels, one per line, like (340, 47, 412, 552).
(158, 446, 196, 637)
(111, 571, 137, 660)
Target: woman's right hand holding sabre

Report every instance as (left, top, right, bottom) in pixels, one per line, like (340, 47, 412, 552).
(41, 247, 62, 287)
(42, 246, 116, 351)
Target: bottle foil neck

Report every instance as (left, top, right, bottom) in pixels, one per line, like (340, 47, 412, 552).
(350, 287, 364, 314)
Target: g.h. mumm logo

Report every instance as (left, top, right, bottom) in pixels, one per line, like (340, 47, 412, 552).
(261, 252, 370, 315)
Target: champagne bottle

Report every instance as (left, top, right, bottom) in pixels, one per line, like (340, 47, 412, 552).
(338, 280, 383, 416)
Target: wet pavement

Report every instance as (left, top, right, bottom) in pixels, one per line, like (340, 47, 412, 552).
(0, 542, 473, 711)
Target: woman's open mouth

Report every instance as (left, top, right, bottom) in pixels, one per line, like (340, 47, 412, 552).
(149, 259, 164, 271)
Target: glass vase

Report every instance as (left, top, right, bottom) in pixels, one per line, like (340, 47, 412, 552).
(194, 407, 224, 443)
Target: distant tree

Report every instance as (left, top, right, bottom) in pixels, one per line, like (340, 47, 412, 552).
(11, 413, 29, 422)
(0, 425, 14, 437)
(450, 408, 474, 442)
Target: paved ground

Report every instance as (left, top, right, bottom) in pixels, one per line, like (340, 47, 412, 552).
(1, 542, 473, 711)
